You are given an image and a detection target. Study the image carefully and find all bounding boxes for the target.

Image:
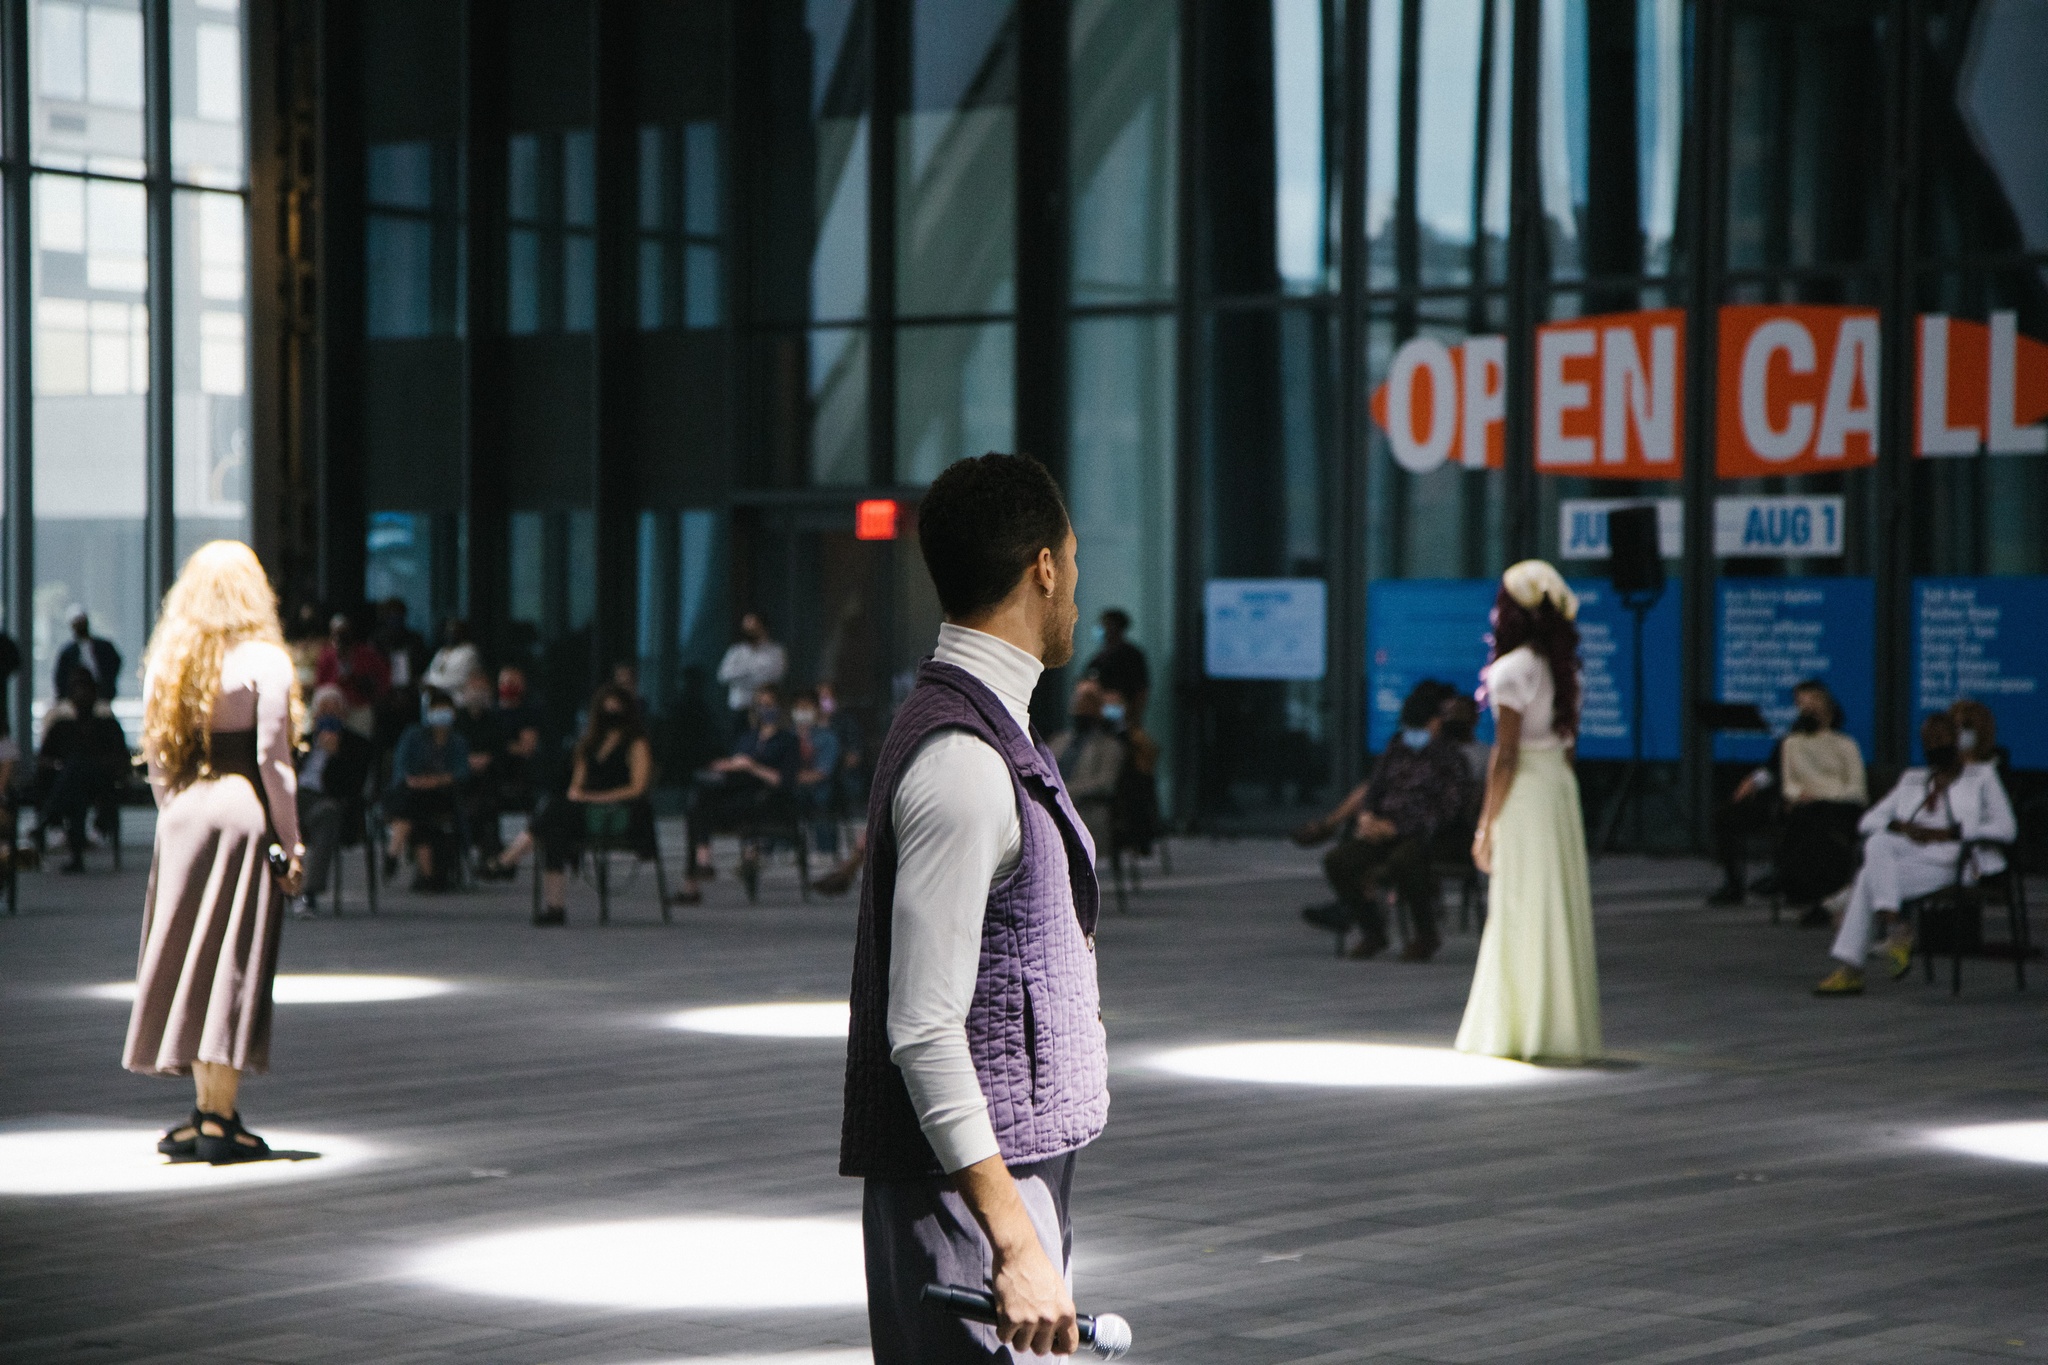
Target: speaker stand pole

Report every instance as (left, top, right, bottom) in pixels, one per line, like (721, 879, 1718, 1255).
(1595, 595, 1653, 855)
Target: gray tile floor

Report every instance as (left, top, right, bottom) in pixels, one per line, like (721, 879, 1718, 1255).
(4, 823, 2046, 1364)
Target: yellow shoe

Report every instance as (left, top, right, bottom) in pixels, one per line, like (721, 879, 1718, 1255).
(1814, 966, 1865, 996)
(1884, 936, 1914, 980)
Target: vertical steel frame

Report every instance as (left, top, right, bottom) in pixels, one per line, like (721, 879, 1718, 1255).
(2, 0, 29, 747)
(143, 0, 175, 624)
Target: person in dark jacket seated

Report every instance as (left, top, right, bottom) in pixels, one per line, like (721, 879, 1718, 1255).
(384, 686, 469, 891)
(672, 685, 801, 904)
(531, 683, 655, 926)
(37, 669, 131, 871)
(1292, 680, 1475, 960)
(293, 684, 375, 916)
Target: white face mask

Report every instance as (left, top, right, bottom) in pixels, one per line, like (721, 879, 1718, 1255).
(792, 708, 818, 729)
(1957, 728, 1978, 756)
(1400, 727, 1432, 750)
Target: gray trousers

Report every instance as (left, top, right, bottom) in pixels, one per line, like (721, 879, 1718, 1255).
(862, 1150, 1077, 1364)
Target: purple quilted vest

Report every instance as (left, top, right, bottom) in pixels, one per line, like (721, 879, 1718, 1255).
(840, 658, 1109, 1179)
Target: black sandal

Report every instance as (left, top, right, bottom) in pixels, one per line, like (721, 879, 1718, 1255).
(157, 1108, 204, 1158)
(195, 1110, 273, 1165)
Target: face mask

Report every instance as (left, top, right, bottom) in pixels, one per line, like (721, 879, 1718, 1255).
(1400, 726, 1432, 750)
(1957, 728, 1978, 756)
(1792, 712, 1822, 734)
(425, 707, 456, 728)
(315, 716, 344, 735)
(599, 708, 626, 727)
(792, 708, 818, 729)
(499, 683, 525, 708)
(1925, 743, 1959, 771)
(757, 707, 781, 728)
(1090, 624, 1105, 645)
(1101, 702, 1126, 726)
(818, 694, 837, 718)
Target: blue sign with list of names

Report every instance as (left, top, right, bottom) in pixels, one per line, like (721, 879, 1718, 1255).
(1913, 576, 2048, 768)
(1364, 578, 1679, 759)
(1714, 578, 1875, 764)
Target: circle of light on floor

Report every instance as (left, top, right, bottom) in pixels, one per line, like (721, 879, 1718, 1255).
(0, 1129, 375, 1196)
(1145, 1040, 1568, 1088)
(665, 1001, 849, 1038)
(411, 1216, 867, 1309)
(80, 974, 458, 1005)
(1928, 1121, 2048, 1166)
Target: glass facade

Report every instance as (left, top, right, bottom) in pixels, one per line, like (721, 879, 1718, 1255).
(6, 0, 250, 739)
(306, 0, 2048, 837)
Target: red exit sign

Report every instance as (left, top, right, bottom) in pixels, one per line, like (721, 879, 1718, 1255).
(855, 499, 899, 541)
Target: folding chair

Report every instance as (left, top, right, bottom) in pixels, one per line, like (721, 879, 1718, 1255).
(1902, 839, 2030, 995)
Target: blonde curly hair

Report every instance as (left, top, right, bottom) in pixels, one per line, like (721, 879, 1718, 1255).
(142, 541, 298, 790)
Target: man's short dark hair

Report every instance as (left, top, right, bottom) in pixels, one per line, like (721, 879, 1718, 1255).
(1100, 608, 1131, 632)
(917, 453, 1071, 619)
(1400, 679, 1453, 729)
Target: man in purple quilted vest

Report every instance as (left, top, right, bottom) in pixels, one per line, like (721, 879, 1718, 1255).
(843, 452, 1109, 1361)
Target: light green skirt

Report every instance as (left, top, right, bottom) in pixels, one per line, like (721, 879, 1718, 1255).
(1454, 746, 1602, 1062)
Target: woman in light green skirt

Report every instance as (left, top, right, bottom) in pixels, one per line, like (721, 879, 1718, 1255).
(1455, 561, 1601, 1063)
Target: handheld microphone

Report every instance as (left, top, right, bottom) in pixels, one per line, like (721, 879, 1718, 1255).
(920, 1282, 1132, 1360)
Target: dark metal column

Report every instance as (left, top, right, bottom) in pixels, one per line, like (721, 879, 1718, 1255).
(590, 0, 636, 684)
(1679, 0, 1732, 848)
(144, 0, 175, 621)
(1331, 0, 1369, 796)
(461, 0, 509, 651)
(1500, 0, 1542, 558)
(316, 0, 367, 606)
(2, 0, 32, 746)
(1874, 0, 1924, 773)
(1015, 0, 1068, 481)
(867, 0, 904, 484)
(1170, 0, 1204, 825)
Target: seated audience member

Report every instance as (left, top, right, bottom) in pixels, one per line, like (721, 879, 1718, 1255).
(1437, 694, 1489, 788)
(792, 690, 843, 856)
(36, 670, 130, 872)
(422, 618, 483, 694)
(475, 667, 553, 878)
(1049, 679, 1127, 858)
(454, 671, 510, 867)
(1293, 681, 1473, 961)
(672, 685, 802, 904)
(294, 685, 374, 915)
(384, 687, 470, 891)
(1709, 677, 1832, 906)
(1814, 711, 2016, 995)
(1774, 685, 1867, 918)
(316, 612, 389, 736)
(531, 683, 655, 926)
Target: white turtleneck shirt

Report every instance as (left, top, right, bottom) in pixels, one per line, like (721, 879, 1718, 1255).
(886, 622, 1043, 1174)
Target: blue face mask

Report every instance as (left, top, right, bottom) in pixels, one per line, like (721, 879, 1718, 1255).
(1101, 702, 1126, 726)
(426, 707, 456, 728)
(1400, 726, 1432, 750)
(314, 716, 344, 735)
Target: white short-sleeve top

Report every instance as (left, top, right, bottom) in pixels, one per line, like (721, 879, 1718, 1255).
(1486, 644, 1565, 749)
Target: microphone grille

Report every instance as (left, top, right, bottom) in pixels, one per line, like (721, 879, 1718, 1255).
(1089, 1312, 1132, 1359)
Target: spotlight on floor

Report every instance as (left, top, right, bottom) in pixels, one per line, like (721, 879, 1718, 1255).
(411, 1216, 867, 1309)
(0, 1128, 374, 1196)
(666, 1001, 850, 1038)
(1928, 1121, 2048, 1166)
(1145, 1040, 1570, 1089)
(80, 974, 459, 1005)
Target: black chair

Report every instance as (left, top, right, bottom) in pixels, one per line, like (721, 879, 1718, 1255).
(731, 793, 811, 903)
(1902, 839, 2031, 995)
(531, 800, 673, 924)
(325, 770, 380, 916)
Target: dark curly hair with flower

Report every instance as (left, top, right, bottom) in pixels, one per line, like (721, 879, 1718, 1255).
(1487, 590, 1582, 739)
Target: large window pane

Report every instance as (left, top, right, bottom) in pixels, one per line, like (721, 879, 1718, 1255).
(896, 321, 1013, 485)
(1919, 0, 2048, 272)
(507, 130, 596, 336)
(1272, 0, 1333, 294)
(897, 0, 1015, 316)
(753, 0, 869, 325)
(172, 0, 245, 188)
(33, 171, 146, 715)
(32, 0, 144, 174)
(1070, 0, 1177, 305)
(1070, 313, 1176, 789)
(172, 190, 249, 564)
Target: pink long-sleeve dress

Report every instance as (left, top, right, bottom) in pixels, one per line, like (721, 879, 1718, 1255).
(123, 640, 301, 1076)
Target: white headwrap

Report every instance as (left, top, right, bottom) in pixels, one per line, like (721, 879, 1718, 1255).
(1501, 559, 1578, 621)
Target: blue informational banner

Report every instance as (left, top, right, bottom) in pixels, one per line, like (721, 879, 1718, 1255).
(1366, 580, 1497, 750)
(1714, 578, 1875, 764)
(1204, 579, 1328, 680)
(1913, 577, 2048, 768)
(1569, 580, 1681, 761)
(1364, 578, 1678, 758)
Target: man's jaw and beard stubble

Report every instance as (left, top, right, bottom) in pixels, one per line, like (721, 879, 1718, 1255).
(1039, 584, 1079, 668)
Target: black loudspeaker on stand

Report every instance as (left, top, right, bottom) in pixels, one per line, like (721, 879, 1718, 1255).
(1594, 504, 1672, 853)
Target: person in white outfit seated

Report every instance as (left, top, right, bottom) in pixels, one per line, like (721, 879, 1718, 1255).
(1815, 711, 2016, 995)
